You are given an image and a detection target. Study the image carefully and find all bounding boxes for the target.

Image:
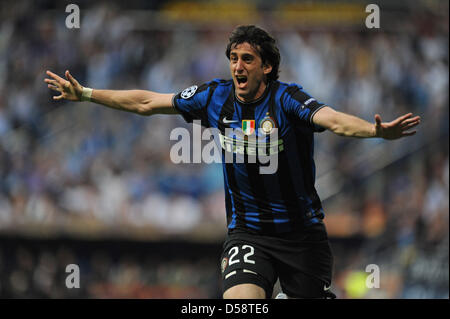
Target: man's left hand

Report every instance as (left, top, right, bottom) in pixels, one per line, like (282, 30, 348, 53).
(374, 113, 421, 140)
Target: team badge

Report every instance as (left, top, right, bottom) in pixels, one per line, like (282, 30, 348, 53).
(259, 116, 276, 135)
(242, 120, 255, 135)
(181, 85, 198, 99)
(221, 257, 228, 273)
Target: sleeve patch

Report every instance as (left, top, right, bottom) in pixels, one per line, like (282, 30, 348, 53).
(181, 85, 198, 99)
(303, 98, 316, 106)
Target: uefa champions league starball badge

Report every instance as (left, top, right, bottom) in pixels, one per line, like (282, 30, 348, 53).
(181, 85, 198, 99)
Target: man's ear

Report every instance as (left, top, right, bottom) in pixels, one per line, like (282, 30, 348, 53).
(263, 63, 273, 75)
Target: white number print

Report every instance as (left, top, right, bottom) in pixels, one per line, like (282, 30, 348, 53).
(228, 245, 256, 265)
(228, 246, 240, 266)
(242, 245, 255, 264)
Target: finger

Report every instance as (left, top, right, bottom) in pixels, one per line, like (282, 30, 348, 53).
(400, 117, 421, 127)
(402, 120, 421, 128)
(46, 70, 65, 83)
(48, 84, 60, 92)
(374, 114, 382, 126)
(402, 131, 416, 137)
(392, 113, 413, 125)
(65, 70, 78, 86)
(53, 95, 64, 100)
(404, 115, 420, 122)
(402, 121, 420, 130)
(45, 79, 60, 88)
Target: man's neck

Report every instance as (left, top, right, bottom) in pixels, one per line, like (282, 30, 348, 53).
(235, 82, 269, 104)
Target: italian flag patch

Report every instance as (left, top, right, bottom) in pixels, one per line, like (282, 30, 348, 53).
(242, 120, 255, 135)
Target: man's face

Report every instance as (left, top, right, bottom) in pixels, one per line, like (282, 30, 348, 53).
(229, 42, 272, 102)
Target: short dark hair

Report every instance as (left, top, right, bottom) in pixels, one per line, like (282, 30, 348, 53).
(226, 25, 280, 82)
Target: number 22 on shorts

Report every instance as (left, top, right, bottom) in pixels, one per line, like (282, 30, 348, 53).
(228, 245, 255, 266)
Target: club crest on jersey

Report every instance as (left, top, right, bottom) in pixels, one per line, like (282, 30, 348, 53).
(259, 116, 276, 135)
(242, 120, 255, 135)
(221, 257, 228, 273)
(181, 85, 198, 99)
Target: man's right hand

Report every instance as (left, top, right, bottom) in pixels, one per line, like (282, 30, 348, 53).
(44, 70, 83, 101)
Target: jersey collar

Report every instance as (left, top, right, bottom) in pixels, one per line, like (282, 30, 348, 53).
(234, 81, 271, 107)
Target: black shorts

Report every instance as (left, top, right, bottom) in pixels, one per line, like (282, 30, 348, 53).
(220, 222, 334, 298)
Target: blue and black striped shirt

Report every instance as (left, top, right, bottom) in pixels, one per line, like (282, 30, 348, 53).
(173, 79, 327, 235)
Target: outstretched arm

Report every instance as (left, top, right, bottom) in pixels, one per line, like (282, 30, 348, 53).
(44, 70, 178, 116)
(312, 106, 420, 139)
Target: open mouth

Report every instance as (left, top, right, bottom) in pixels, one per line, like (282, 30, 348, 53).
(236, 75, 248, 87)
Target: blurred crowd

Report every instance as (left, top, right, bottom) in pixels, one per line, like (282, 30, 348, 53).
(0, 238, 221, 298)
(0, 0, 448, 298)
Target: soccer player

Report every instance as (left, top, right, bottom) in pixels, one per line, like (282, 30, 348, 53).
(44, 25, 420, 299)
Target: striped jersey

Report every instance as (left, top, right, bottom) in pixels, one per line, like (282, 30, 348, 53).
(172, 79, 327, 235)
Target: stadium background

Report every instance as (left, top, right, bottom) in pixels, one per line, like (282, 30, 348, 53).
(0, 0, 448, 298)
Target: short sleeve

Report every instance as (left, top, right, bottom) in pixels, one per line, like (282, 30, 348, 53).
(172, 82, 213, 126)
(281, 84, 327, 132)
